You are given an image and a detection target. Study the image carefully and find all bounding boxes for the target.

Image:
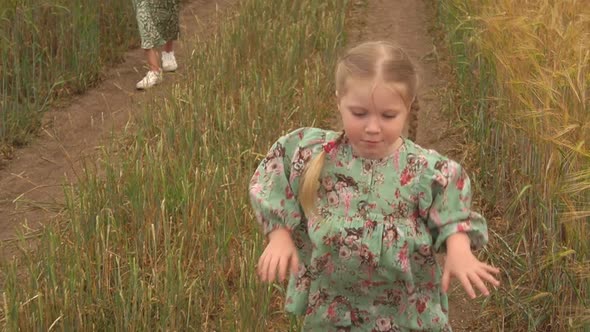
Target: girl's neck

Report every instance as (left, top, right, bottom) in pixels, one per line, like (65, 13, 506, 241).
(344, 135, 405, 161)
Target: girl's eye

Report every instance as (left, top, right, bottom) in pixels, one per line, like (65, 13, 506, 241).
(383, 114, 398, 119)
(352, 112, 366, 117)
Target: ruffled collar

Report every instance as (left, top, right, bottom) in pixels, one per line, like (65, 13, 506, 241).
(323, 134, 407, 163)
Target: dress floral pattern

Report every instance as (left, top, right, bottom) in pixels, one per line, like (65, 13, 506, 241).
(249, 128, 488, 331)
(132, 0, 180, 49)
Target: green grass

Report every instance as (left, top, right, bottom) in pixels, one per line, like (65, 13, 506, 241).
(0, 0, 348, 330)
(0, 0, 138, 157)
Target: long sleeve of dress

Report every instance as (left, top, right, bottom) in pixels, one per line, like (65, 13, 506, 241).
(249, 131, 305, 236)
(418, 154, 488, 253)
(249, 128, 334, 315)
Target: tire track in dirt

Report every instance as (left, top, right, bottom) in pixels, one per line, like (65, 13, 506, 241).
(0, 0, 236, 253)
(347, 0, 479, 330)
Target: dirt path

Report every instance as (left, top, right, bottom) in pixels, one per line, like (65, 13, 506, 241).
(0, 0, 235, 246)
(347, 0, 478, 330)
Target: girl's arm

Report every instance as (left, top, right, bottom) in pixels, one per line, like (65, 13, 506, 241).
(250, 130, 309, 282)
(417, 155, 500, 298)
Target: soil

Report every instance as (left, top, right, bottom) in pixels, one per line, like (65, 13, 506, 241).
(0, 0, 482, 330)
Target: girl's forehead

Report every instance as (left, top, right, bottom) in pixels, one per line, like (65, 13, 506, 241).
(342, 78, 408, 102)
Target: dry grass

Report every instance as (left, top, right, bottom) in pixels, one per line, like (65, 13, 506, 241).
(437, 0, 589, 330)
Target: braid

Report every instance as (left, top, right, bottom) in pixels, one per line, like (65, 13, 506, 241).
(408, 96, 419, 142)
(299, 131, 346, 217)
(336, 130, 346, 144)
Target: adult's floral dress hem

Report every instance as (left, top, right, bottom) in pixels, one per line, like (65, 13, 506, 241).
(132, 0, 180, 49)
(249, 127, 489, 332)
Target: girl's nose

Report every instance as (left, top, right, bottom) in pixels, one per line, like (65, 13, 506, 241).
(365, 116, 380, 134)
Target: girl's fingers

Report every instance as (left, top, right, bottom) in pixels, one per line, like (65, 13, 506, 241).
(267, 255, 280, 282)
(278, 255, 288, 281)
(264, 255, 275, 282)
(478, 269, 501, 287)
(441, 269, 451, 293)
(483, 264, 501, 275)
(257, 246, 300, 283)
(257, 254, 269, 281)
(290, 252, 300, 276)
(257, 253, 267, 278)
(458, 275, 476, 299)
(468, 273, 490, 297)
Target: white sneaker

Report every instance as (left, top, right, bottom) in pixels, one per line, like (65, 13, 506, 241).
(136, 70, 163, 90)
(161, 51, 178, 72)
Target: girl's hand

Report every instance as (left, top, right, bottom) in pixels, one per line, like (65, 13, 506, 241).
(257, 228, 300, 283)
(442, 233, 501, 299)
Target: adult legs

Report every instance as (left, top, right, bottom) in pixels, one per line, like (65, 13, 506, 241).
(164, 40, 174, 53)
(145, 48, 161, 72)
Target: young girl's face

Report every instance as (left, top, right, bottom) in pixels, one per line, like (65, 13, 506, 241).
(338, 78, 410, 159)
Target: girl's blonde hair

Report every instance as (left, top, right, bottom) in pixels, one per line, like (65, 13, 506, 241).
(299, 41, 420, 217)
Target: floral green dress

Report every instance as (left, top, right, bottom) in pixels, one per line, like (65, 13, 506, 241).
(249, 128, 489, 332)
(132, 0, 180, 49)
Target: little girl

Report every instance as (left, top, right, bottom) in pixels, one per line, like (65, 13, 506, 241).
(249, 41, 500, 331)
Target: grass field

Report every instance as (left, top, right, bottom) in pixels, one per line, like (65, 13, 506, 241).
(1, 0, 587, 330)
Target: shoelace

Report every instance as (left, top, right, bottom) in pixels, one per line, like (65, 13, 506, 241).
(142, 71, 159, 83)
(163, 53, 174, 61)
